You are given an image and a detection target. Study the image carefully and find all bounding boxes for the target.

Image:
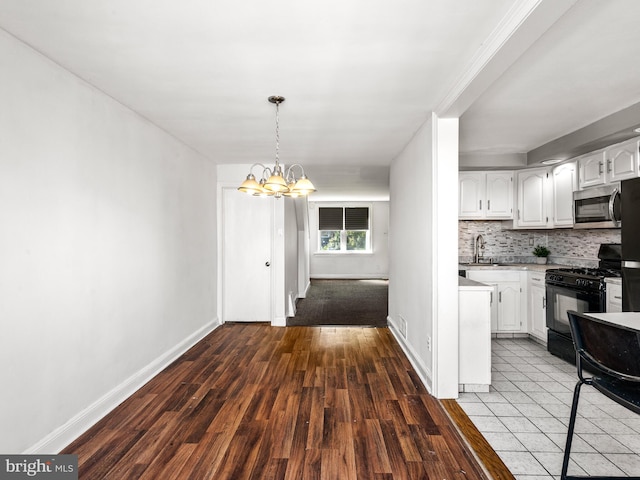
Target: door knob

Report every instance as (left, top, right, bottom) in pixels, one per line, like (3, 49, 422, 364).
(265, 261, 270, 267)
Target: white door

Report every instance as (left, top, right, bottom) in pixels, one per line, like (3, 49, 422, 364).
(222, 188, 272, 322)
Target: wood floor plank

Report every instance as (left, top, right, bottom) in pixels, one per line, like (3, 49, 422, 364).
(62, 324, 493, 480)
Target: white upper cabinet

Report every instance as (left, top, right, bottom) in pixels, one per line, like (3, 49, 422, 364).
(578, 138, 640, 189)
(459, 172, 484, 219)
(516, 168, 550, 228)
(459, 171, 513, 220)
(551, 161, 577, 227)
(579, 151, 606, 188)
(485, 173, 514, 218)
(606, 139, 639, 183)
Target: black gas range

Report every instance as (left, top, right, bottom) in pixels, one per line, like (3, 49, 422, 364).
(546, 267, 622, 291)
(545, 244, 622, 364)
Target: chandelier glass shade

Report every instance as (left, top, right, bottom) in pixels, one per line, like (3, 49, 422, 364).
(238, 96, 316, 198)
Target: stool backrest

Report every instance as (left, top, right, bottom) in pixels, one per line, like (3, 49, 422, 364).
(567, 310, 640, 380)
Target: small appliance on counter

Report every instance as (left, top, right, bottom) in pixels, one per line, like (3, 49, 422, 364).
(545, 244, 622, 364)
(622, 177, 640, 311)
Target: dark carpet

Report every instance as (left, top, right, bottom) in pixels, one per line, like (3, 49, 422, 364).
(286, 279, 388, 327)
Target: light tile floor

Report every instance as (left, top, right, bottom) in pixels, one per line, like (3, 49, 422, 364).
(456, 337, 640, 480)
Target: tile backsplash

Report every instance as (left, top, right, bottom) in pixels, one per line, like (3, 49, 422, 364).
(459, 221, 621, 267)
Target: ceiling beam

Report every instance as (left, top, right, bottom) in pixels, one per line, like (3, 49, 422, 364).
(435, 0, 577, 118)
(527, 101, 640, 165)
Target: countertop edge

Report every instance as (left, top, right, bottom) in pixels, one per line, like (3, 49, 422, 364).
(459, 276, 494, 289)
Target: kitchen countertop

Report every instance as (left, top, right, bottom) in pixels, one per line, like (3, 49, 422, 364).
(458, 276, 494, 289)
(584, 312, 640, 331)
(605, 277, 622, 285)
(458, 263, 572, 272)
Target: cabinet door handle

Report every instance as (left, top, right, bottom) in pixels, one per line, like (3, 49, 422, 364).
(490, 292, 493, 304)
(499, 292, 502, 303)
(543, 297, 546, 308)
(479, 200, 482, 210)
(607, 159, 612, 173)
(614, 295, 622, 299)
(599, 161, 604, 175)
(487, 200, 491, 210)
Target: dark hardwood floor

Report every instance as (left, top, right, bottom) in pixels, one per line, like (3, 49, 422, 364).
(62, 324, 491, 479)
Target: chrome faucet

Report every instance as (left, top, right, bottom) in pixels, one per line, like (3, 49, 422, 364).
(473, 234, 486, 263)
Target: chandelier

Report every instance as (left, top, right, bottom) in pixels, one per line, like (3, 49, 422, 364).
(238, 96, 316, 198)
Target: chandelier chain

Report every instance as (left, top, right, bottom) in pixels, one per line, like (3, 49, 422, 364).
(274, 101, 280, 166)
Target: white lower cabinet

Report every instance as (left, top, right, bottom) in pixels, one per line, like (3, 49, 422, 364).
(528, 272, 547, 343)
(606, 279, 623, 313)
(467, 270, 526, 334)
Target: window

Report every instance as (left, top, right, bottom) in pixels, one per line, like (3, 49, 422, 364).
(318, 206, 370, 252)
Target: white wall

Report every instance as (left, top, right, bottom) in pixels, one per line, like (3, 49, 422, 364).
(0, 31, 218, 453)
(308, 201, 389, 279)
(284, 199, 299, 315)
(389, 123, 435, 389)
(388, 114, 459, 398)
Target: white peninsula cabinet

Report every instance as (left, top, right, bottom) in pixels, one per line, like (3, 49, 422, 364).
(466, 270, 526, 334)
(459, 171, 513, 219)
(459, 277, 492, 392)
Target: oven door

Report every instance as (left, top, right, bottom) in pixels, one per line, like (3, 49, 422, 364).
(545, 283, 604, 335)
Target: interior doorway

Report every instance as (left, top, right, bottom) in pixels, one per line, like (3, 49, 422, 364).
(287, 278, 388, 327)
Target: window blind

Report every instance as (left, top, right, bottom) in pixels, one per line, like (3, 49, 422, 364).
(345, 207, 369, 230)
(318, 207, 343, 230)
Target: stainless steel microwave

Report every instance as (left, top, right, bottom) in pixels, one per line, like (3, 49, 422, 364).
(573, 184, 621, 229)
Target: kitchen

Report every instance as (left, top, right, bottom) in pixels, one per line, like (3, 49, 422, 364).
(456, 139, 640, 477)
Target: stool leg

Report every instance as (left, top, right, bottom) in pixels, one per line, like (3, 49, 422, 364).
(561, 380, 583, 480)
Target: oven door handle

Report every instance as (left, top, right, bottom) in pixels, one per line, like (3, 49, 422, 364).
(546, 285, 598, 298)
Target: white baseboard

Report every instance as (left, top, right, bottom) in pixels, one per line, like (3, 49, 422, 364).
(287, 291, 296, 317)
(298, 280, 311, 299)
(272, 316, 287, 327)
(310, 274, 389, 280)
(26, 318, 221, 454)
(387, 316, 433, 394)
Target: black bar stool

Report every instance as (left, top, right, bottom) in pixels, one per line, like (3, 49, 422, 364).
(562, 310, 640, 480)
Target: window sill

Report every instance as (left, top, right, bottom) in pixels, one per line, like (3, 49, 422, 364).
(314, 251, 373, 256)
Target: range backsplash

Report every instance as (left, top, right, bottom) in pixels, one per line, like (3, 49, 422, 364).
(459, 221, 621, 267)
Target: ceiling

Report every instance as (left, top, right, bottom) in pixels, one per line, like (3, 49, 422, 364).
(1, 0, 640, 200)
